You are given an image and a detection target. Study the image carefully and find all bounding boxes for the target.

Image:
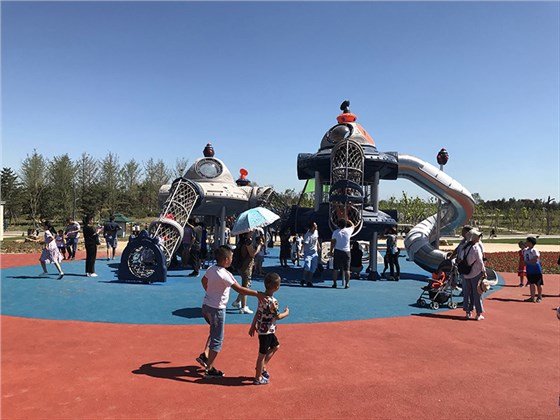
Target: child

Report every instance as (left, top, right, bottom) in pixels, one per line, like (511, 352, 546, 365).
(523, 237, 544, 303)
(291, 236, 300, 266)
(55, 230, 66, 260)
(517, 240, 526, 287)
(249, 272, 289, 385)
(350, 241, 363, 279)
(197, 245, 264, 378)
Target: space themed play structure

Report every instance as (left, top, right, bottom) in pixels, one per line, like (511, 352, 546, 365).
(118, 101, 475, 283)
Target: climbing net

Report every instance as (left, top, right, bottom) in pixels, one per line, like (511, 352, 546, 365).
(148, 178, 199, 265)
(329, 139, 364, 233)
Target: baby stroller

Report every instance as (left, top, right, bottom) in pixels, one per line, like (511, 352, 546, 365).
(417, 258, 458, 310)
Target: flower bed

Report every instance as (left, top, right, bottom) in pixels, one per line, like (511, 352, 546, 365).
(485, 251, 560, 274)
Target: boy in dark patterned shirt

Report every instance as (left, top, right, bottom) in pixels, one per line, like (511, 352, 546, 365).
(248, 272, 289, 385)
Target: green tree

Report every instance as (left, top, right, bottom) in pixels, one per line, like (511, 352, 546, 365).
(174, 158, 189, 178)
(19, 150, 48, 224)
(142, 158, 171, 215)
(75, 153, 101, 219)
(99, 152, 121, 216)
(119, 159, 142, 215)
(47, 154, 76, 222)
(1, 167, 23, 223)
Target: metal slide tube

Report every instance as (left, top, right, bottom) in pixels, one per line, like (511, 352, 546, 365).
(398, 154, 475, 272)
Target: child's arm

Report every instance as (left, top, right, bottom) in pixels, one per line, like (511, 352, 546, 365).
(201, 276, 208, 291)
(277, 306, 289, 320)
(231, 282, 266, 303)
(248, 311, 258, 337)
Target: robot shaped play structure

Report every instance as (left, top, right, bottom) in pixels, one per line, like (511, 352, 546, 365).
(119, 100, 477, 282)
(289, 100, 476, 277)
(118, 144, 287, 283)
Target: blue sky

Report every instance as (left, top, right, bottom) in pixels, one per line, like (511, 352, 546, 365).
(2, 1, 559, 202)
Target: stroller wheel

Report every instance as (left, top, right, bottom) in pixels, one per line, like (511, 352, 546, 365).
(430, 301, 440, 310)
(417, 298, 426, 307)
(448, 301, 458, 309)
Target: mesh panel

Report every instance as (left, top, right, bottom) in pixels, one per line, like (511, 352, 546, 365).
(329, 140, 365, 233)
(257, 187, 290, 222)
(149, 178, 199, 266)
(127, 245, 157, 279)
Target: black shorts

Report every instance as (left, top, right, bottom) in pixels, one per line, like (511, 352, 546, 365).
(526, 273, 544, 286)
(258, 333, 279, 354)
(333, 249, 350, 271)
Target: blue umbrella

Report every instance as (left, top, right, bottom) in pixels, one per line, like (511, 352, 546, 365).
(230, 207, 280, 236)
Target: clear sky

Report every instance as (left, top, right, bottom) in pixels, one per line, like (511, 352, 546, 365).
(2, 1, 559, 202)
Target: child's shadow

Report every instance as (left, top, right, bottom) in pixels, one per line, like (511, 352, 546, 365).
(132, 361, 254, 386)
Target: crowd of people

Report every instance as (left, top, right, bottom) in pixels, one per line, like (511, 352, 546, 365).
(38, 215, 125, 278)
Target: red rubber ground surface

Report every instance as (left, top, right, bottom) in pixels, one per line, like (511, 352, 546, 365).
(2, 253, 559, 419)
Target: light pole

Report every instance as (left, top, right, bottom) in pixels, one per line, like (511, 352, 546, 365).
(435, 148, 449, 248)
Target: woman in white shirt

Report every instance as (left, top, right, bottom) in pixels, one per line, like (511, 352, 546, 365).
(460, 228, 487, 320)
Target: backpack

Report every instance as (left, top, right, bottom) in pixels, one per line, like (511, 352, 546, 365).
(457, 245, 473, 275)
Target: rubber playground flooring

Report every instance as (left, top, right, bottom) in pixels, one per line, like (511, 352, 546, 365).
(1, 248, 559, 419)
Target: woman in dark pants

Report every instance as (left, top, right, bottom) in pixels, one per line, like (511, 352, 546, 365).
(83, 215, 100, 277)
(385, 226, 400, 281)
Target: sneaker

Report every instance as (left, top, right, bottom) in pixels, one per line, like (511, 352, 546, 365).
(536, 297, 542, 303)
(253, 376, 269, 385)
(204, 367, 224, 378)
(466, 312, 472, 319)
(39, 272, 49, 277)
(89, 273, 98, 277)
(306, 282, 313, 287)
(240, 306, 253, 314)
(518, 283, 524, 287)
(262, 370, 270, 379)
(476, 314, 485, 321)
(196, 353, 208, 368)
(231, 300, 242, 309)
(86, 273, 91, 277)
(524, 297, 536, 302)
(107, 257, 110, 261)
(187, 271, 199, 277)
(57, 273, 64, 280)
(300, 280, 305, 287)
(332, 283, 337, 288)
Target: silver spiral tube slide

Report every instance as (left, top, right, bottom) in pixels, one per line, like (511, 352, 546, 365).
(398, 154, 475, 273)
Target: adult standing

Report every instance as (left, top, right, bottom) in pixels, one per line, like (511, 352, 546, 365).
(103, 215, 122, 260)
(231, 231, 263, 314)
(460, 228, 486, 320)
(385, 226, 400, 281)
(523, 236, 544, 303)
(181, 221, 194, 269)
(449, 225, 472, 289)
(188, 221, 203, 277)
(279, 229, 291, 268)
(83, 215, 101, 277)
(330, 218, 354, 289)
(300, 221, 320, 287)
(64, 217, 81, 260)
(39, 221, 64, 279)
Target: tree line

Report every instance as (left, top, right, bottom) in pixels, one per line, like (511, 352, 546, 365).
(1, 150, 189, 227)
(2, 150, 558, 234)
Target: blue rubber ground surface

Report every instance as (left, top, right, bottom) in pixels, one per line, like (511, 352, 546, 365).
(1, 248, 503, 324)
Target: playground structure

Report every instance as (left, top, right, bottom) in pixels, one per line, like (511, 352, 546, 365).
(118, 144, 288, 282)
(119, 101, 476, 283)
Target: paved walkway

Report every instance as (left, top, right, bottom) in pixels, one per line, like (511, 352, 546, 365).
(1, 249, 559, 419)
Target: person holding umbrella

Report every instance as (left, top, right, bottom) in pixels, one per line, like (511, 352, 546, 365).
(230, 207, 279, 314)
(231, 231, 264, 314)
